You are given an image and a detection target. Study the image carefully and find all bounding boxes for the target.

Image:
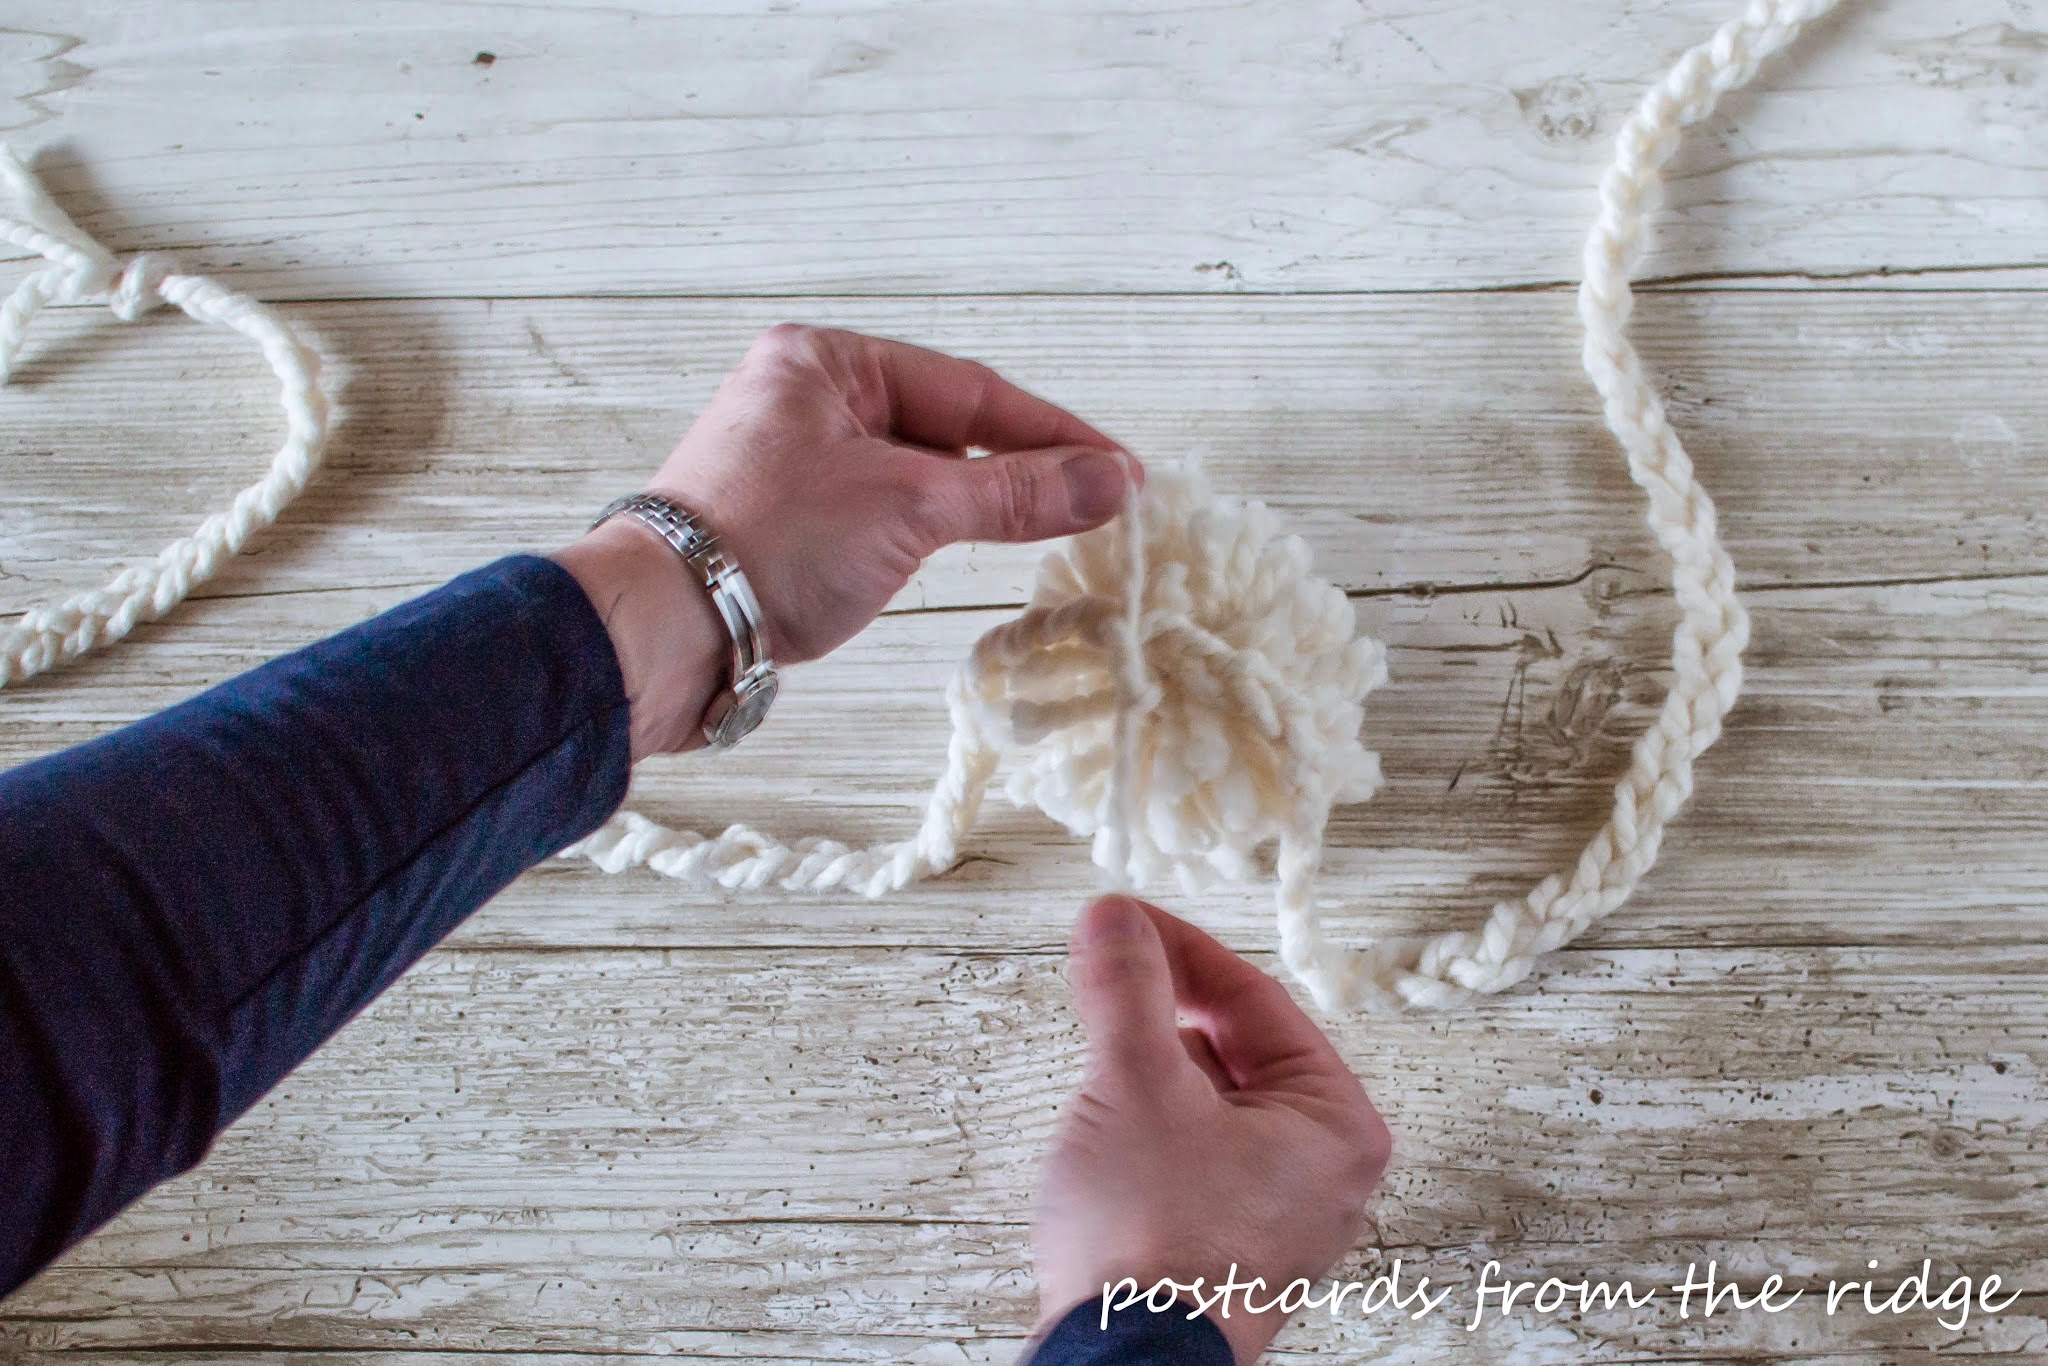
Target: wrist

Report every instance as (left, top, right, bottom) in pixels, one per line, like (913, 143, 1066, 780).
(1037, 1281, 1278, 1365)
(553, 518, 727, 760)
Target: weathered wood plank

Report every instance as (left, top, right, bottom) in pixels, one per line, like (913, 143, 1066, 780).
(5, 1325, 2048, 1366)
(4, 946, 2043, 1359)
(6, 1346, 2048, 1366)
(6, 1265, 2044, 1361)
(6, 1, 2042, 297)
(4, 570, 2043, 951)
(1, 1349, 1012, 1365)
(5, 10, 2044, 1358)
(4, 292, 2045, 624)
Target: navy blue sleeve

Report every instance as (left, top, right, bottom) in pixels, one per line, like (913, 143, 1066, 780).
(1025, 1300, 1237, 1365)
(0, 555, 633, 1297)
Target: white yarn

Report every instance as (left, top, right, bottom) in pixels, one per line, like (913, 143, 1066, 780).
(0, 146, 328, 687)
(575, 0, 1837, 1011)
(3, 0, 1832, 1009)
(1317, 0, 1842, 1008)
(568, 468, 1387, 904)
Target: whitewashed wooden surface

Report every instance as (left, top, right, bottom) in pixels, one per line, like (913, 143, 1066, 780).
(2, 2, 2045, 1363)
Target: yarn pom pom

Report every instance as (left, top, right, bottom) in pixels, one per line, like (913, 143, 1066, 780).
(960, 468, 1387, 895)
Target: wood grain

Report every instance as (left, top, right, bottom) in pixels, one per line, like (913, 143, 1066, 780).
(4, 3, 2045, 1360)
(4, 946, 2043, 1359)
(5, 293, 2044, 961)
(4, 572, 2045, 954)
(6, 310, 2045, 1359)
(5, 291, 2045, 620)
(4, 1, 2044, 298)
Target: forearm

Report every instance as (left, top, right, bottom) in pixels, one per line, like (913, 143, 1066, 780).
(0, 555, 634, 1294)
(0, 321, 1141, 1307)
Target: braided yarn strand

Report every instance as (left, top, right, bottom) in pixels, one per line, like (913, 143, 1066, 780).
(565, 466, 1390, 916)
(575, 0, 1830, 1013)
(2, 0, 1824, 1013)
(0, 146, 328, 687)
(1330, 0, 1842, 1009)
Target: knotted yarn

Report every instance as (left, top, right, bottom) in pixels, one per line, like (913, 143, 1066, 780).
(572, 0, 1840, 1011)
(3, 0, 1840, 1010)
(567, 467, 1389, 913)
(0, 145, 329, 686)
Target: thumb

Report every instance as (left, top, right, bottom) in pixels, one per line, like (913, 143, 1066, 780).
(923, 446, 1131, 546)
(1069, 895, 1183, 1091)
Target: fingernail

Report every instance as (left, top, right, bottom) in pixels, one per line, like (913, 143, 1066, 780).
(1061, 449, 1129, 524)
(1080, 894, 1148, 945)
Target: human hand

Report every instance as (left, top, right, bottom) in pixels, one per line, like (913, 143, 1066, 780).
(1031, 896, 1392, 1364)
(555, 324, 1134, 757)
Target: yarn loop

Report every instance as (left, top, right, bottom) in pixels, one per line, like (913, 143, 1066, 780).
(576, 0, 1838, 1011)
(0, 146, 329, 687)
(4, 0, 1837, 1011)
(567, 467, 1388, 914)
(984, 469, 1388, 895)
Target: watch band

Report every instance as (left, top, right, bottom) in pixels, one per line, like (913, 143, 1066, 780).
(590, 492, 778, 748)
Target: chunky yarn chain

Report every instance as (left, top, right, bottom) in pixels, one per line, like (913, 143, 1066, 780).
(1307, 0, 1846, 1008)
(0, 146, 328, 686)
(5, 0, 1837, 1011)
(576, 0, 1839, 1011)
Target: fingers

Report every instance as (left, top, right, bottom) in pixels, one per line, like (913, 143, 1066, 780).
(911, 446, 1132, 547)
(1180, 1025, 1236, 1092)
(1138, 904, 1389, 1164)
(855, 331, 1118, 455)
(740, 324, 1142, 549)
(743, 323, 1121, 456)
(1067, 895, 1192, 1096)
(1133, 901, 1363, 1100)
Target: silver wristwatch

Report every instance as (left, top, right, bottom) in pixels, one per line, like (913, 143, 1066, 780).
(591, 492, 779, 749)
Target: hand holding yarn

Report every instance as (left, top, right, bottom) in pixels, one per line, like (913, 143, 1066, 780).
(7, 0, 1837, 1013)
(574, 0, 1839, 1012)
(553, 323, 1139, 758)
(1031, 896, 1390, 1364)
(565, 459, 1389, 927)
(640, 322, 1137, 669)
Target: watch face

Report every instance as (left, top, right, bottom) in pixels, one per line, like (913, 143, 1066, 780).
(709, 672, 778, 748)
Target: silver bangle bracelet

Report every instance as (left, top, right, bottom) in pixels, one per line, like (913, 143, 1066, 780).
(590, 492, 780, 749)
